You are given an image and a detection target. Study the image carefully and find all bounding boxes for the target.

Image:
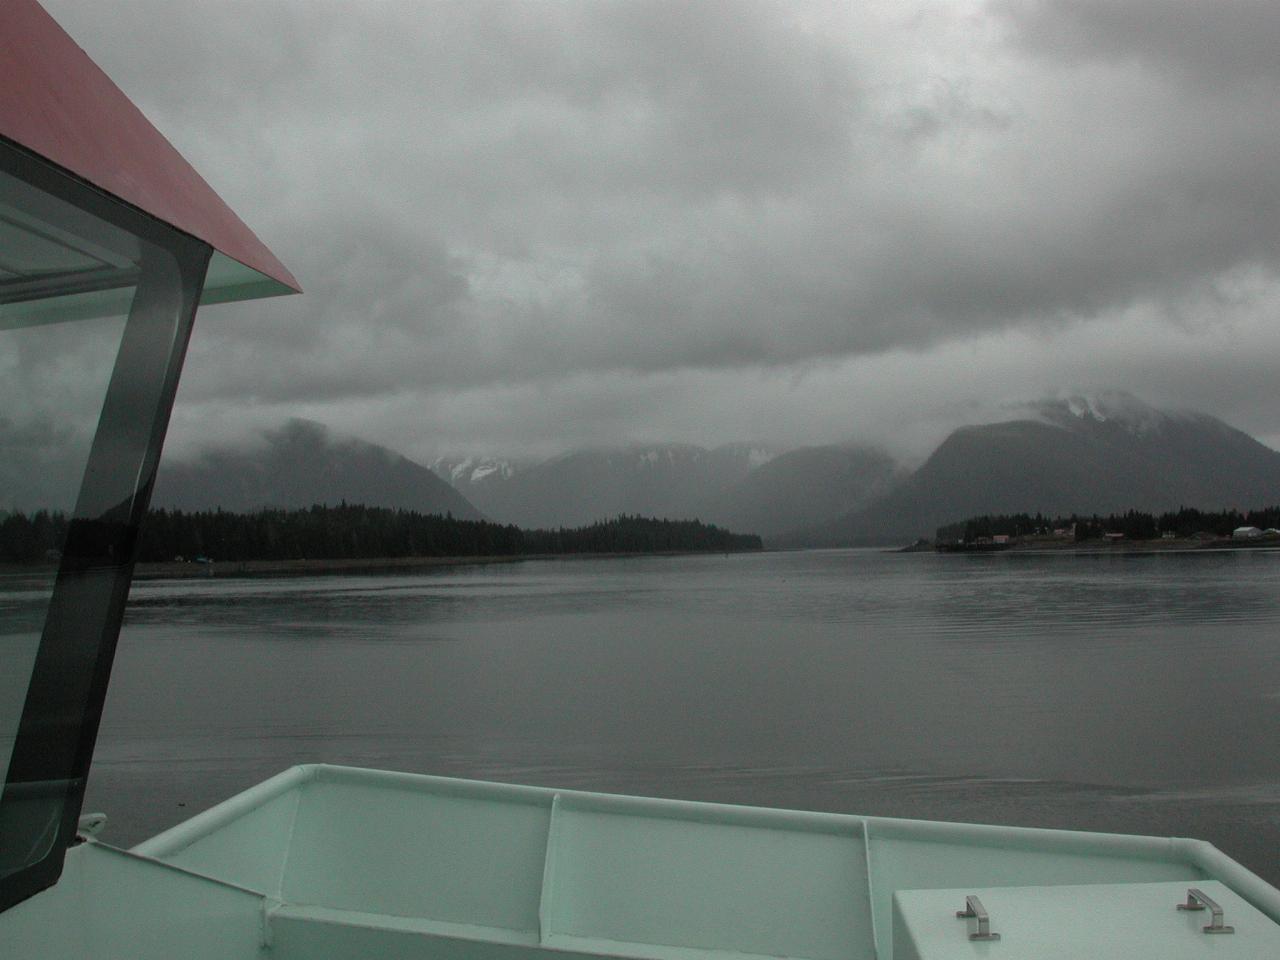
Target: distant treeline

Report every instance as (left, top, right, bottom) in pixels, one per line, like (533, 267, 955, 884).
(0, 510, 69, 563)
(938, 506, 1280, 543)
(0, 504, 761, 564)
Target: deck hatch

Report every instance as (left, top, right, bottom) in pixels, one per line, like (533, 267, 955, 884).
(894, 881, 1280, 959)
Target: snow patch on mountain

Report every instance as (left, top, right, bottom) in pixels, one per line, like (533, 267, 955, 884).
(429, 456, 522, 486)
(713, 442, 779, 469)
(1030, 391, 1200, 437)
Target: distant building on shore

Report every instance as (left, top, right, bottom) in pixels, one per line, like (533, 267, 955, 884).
(1233, 526, 1263, 539)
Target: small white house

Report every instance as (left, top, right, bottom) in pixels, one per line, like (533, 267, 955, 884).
(1233, 526, 1263, 539)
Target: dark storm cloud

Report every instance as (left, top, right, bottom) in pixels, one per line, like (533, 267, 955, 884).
(996, 0, 1280, 90)
(36, 0, 1280, 455)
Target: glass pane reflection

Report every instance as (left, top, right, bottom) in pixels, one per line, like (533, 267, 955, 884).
(0, 151, 208, 905)
(0, 177, 134, 813)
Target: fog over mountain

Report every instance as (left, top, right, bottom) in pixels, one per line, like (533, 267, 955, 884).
(701, 446, 901, 539)
(434, 442, 900, 536)
(438, 444, 776, 531)
(152, 420, 483, 520)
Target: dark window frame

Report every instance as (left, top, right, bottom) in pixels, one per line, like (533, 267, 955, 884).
(0, 136, 211, 914)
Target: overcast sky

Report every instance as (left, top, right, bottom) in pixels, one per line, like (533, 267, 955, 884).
(43, 0, 1280, 463)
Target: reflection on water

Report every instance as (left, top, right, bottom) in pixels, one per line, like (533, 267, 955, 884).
(76, 548, 1280, 882)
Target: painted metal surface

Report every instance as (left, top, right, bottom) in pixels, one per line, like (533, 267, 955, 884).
(0, 843, 266, 959)
(122, 764, 1280, 960)
(0, 0, 299, 301)
(3, 763, 1280, 958)
(893, 881, 1280, 959)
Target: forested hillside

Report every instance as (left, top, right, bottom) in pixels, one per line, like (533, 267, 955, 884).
(0, 505, 761, 564)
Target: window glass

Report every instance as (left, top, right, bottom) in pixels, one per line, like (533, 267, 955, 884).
(0, 173, 136, 806)
(0, 314, 131, 798)
(0, 152, 208, 905)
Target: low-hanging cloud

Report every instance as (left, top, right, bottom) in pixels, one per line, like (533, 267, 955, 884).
(39, 0, 1280, 458)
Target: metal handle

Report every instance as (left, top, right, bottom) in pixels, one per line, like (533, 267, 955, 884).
(1177, 888, 1235, 934)
(956, 894, 1001, 941)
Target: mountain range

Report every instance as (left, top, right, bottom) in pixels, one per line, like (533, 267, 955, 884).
(434, 445, 758, 530)
(431, 443, 900, 537)
(151, 419, 483, 521)
(799, 393, 1280, 544)
(153, 393, 1280, 546)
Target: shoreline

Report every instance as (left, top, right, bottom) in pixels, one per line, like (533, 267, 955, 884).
(132, 549, 757, 580)
(915, 537, 1280, 554)
(12, 538, 1275, 580)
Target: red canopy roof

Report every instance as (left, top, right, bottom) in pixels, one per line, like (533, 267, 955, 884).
(0, 0, 299, 298)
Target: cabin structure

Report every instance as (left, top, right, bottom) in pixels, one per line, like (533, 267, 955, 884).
(0, 0, 297, 917)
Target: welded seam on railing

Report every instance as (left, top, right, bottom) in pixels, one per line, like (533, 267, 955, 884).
(860, 818, 879, 960)
(538, 793, 564, 944)
(273, 781, 306, 903)
(82, 839, 264, 897)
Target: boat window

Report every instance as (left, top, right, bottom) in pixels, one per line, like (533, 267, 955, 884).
(0, 141, 210, 912)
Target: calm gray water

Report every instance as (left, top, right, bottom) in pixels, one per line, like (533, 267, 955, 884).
(85, 548, 1280, 883)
